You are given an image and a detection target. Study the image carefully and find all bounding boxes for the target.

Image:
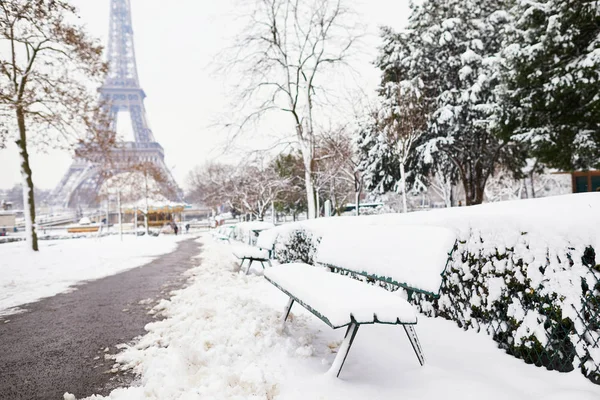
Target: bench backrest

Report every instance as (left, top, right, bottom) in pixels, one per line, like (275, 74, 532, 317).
(315, 225, 457, 298)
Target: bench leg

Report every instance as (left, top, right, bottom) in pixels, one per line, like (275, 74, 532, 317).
(403, 324, 425, 366)
(245, 259, 253, 275)
(328, 321, 360, 378)
(282, 297, 294, 323)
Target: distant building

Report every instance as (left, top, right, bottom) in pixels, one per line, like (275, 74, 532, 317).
(0, 211, 16, 229)
(572, 171, 600, 193)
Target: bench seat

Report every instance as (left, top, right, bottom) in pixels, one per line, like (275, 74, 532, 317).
(265, 263, 417, 328)
(214, 233, 231, 242)
(232, 244, 272, 274)
(232, 245, 270, 261)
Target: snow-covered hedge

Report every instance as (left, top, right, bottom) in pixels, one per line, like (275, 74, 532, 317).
(272, 228, 320, 265)
(257, 194, 600, 384)
(412, 229, 599, 383)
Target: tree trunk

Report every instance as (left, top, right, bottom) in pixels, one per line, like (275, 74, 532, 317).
(271, 201, 276, 225)
(304, 164, 317, 219)
(529, 172, 536, 198)
(316, 188, 321, 218)
(355, 175, 363, 216)
(399, 162, 408, 213)
(463, 178, 486, 206)
(16, 107, 38, 251)
(299, 134, 317, 219)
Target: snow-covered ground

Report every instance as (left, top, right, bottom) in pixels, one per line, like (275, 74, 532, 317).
(0, 235, 186, 316)
(74, 236, 600, 400)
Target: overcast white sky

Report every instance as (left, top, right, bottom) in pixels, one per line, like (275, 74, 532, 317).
(0, 0, 410, 191)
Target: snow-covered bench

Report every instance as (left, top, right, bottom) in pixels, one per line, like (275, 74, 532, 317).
(264, 225, 457, 378)
(211, 225, 234, 242)
(232, 244, 272, 274)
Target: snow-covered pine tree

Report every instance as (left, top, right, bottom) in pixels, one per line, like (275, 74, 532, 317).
(376, 0, 523, 205)
(501, 0, 600, 171)
(354, 110, 402, 194)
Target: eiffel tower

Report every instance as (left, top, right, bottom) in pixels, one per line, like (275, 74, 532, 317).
(50, 0, 182, 208)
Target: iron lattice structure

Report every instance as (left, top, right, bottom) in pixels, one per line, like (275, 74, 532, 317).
(50, 0, 182, 208)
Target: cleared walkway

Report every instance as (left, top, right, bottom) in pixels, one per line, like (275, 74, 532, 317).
(0, 237, 201, 400)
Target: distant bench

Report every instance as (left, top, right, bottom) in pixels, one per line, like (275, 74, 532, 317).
(232, 244, 272, 274)
(211, 225, 234, 242)
(264, 225, 457, 378)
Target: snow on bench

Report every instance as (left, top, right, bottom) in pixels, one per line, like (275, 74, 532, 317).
(264, 225, 457, 378)
(211, 225, 234, 242)
(266, 263, 418, 328)
(232, 244, 272, 274)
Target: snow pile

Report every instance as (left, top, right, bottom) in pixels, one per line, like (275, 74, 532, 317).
(258, 193, 600, 382)
(74, 235, 600, 400)
(77, 236, 316, 400)
(0, 235, 185, 316)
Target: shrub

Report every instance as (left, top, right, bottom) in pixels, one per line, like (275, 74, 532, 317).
(273, 228, 320, 264)
(411, 231, 600, 383)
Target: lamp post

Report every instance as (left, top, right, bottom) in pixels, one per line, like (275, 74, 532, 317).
(117, 191, 122, 241)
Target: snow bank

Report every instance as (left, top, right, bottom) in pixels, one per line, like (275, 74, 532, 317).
(74, 235, 600, 400)
(0, 235, 185, 316)
(261, 193, 600, 248)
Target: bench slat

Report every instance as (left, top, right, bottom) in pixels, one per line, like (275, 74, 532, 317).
(232, 245, 269, 260)
(264, 263, 417, 329)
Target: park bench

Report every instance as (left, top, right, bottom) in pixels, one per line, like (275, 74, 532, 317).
(232, 244, 272, 274)
(211, 225, 234, 242)
(264, 224, 457, 378)
(231, 225, 276, 274)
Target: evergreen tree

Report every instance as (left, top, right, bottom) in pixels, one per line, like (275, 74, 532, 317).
(375, 0, 523, 205)
(355, 111, 402, 193)
(502, 0, 600, 170)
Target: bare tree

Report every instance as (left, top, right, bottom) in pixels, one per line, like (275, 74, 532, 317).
(0, 1, 106, 250)
(233, 161, 290, 221)
(484, 164, 571, 203)
(187, 162, 237, 215)
(429, 167, 455, 208)
(189, 158, 291, 221)
(317, 125, 361, 215)
(226, 0, 360, 219)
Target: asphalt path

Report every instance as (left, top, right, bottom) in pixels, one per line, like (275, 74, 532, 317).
(0, 236, 201, 400)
